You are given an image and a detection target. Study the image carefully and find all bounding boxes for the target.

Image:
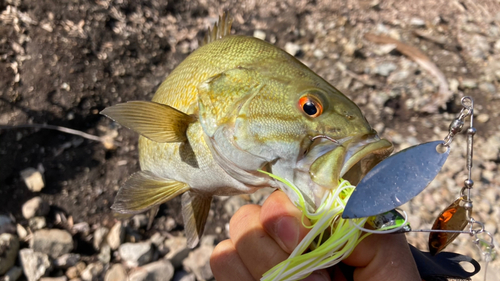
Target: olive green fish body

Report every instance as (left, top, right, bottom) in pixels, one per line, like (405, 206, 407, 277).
(102, 14, 393, 247)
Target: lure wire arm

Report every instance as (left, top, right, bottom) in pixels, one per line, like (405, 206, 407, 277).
(414, 96, 496, 267)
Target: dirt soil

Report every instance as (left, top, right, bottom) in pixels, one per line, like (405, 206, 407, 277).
(1, 0, 500, 272)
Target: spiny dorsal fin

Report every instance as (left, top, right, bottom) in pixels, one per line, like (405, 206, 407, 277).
(202, 12, 233, 46)
(101, 101, 196, 143)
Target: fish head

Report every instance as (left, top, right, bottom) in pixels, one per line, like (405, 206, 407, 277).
(198, 58, 392, 209)
(260, 79, 394, 208)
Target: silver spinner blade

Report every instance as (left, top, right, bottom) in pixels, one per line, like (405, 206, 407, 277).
(342, 141, 450, 219)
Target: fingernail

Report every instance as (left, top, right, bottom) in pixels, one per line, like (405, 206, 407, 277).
(302, 271, 329, 281)
(276, 216, 300, 253)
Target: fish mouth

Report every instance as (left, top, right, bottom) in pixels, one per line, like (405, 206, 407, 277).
(339, 137, 393, 185)
(307, 134, 393, 190)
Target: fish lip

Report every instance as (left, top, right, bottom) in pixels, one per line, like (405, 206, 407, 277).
(339, 137, 393, 185)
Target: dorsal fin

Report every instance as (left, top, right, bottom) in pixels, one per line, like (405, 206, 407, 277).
(202, 12, 233, 46)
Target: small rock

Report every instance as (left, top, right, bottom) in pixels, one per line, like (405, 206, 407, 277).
(80, 262, 104, 281)
(0, 215, 15, 234)
(375, 62, 397, 76)
(19, 249, 51, 281)
(98, 244, 111, 264)
(16, 224, 28, 240)
(131, 215, 148, 229)
(0, 233, 20, 275)
(93, 227, 109, 250)
(164, 217, 176, 232)
(410, 17, 426, 27)
(461, 79, 477, 89)
(128, 259, 174, 281)
(118, 242, 154, 267)
(104, 264, 127, 281)
(149, 233, 164, 247)
(284, 42, 302, 57)
(483, 133, 500, 161)
(1, 266, 23, 281)
(476, 113, 490, 123)
(373, 43, 397, 56)
(482, 169, 495, 182)
(66, 262, 86, 279)
(28, 216, 47, 230)
(20, 167, 45, 192)
(39, 277, 68, 281)
(479, 82, 496, 95)
(449, 78, 459, 92)
(343, 40, 356, 56)
(387, 70, 410, 83)
(164, 236, 190, 268)
(253, 30, 266, 41)
(313, 49, 325, 59)
(106, 222, 124, 250)
(72, 222, 90, 235)
(22, 197, 50, 219)
(30, 229, 74, 259)
(53, 253, 81, 268)
(182, 236, 215, 281)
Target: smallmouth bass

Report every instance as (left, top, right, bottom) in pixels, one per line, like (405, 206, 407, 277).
(102, 13, 393, 247)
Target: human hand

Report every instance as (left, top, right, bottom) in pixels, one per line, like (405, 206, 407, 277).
(210, 190, 422, 281)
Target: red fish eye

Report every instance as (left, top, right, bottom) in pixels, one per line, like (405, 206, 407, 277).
(299, 96, 323, 117)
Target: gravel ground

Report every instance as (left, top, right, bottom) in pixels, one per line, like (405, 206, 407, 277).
(1, 0, 499, 280)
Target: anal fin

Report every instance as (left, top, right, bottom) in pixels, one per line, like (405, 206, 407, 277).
(181, 191, 213, 248)
(101, 101, 196, 143)
(111, 171, 190, 215)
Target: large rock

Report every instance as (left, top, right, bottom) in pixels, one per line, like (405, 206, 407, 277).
(19, 249, 51, 281)
(30, 229, 74, 259)
(104, 264, 127, 281)
(128, 259, 174, 281)
(118, 242, 154, 268)
(0, 233, 20, 275)
(22, 197, 50, 219)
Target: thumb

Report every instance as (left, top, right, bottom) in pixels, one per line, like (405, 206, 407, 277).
(260, 191, 311, 253)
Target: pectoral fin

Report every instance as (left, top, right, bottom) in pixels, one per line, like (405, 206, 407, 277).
(101, 101, 196, 142)
(181, 191, 213, 248)
(111, 171, 190, 215)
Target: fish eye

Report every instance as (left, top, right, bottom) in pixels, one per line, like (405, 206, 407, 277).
(299, 95, 323, 118)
